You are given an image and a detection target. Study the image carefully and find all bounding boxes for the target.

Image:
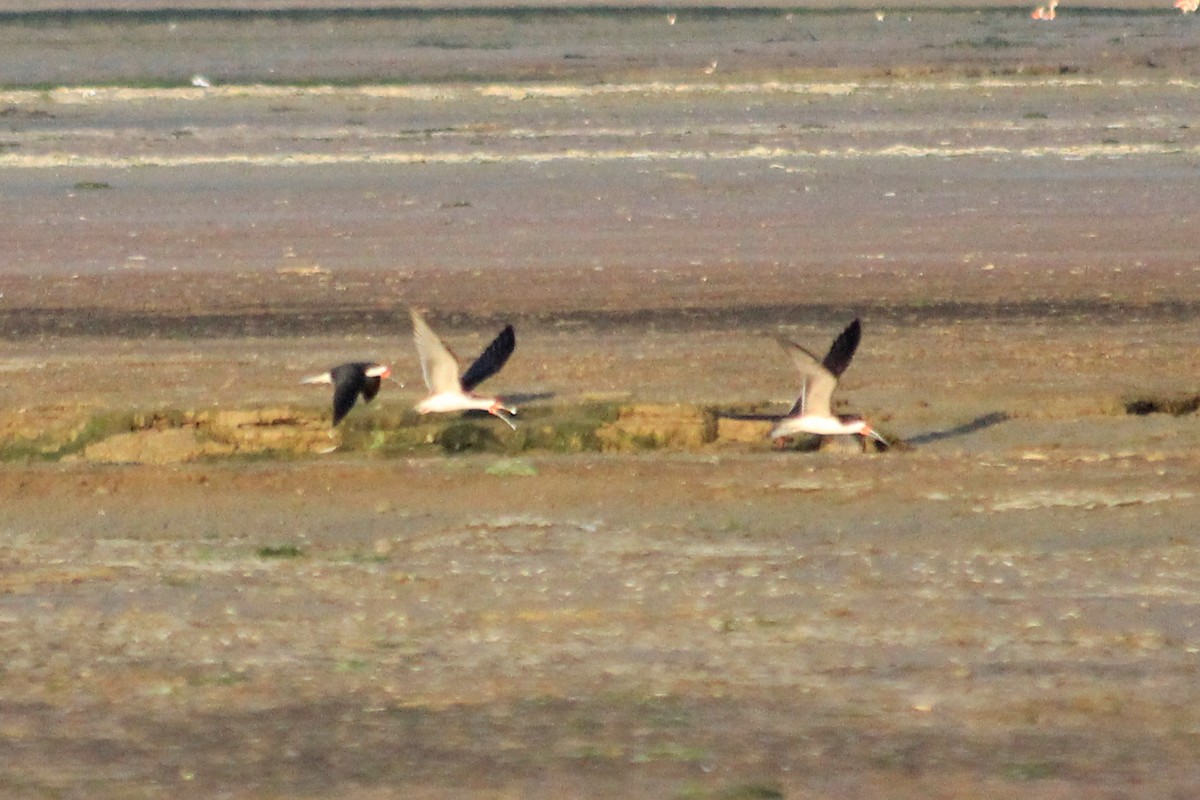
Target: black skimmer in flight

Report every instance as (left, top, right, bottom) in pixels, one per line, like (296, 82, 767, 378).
(770, 318, 887, 449)
(410, 308, 517, 429)
(301, 362, 392, 426)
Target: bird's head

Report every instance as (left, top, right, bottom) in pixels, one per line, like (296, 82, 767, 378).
(857, 422, 889, 448)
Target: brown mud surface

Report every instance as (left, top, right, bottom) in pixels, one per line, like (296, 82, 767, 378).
(3, 5, 1200, 799)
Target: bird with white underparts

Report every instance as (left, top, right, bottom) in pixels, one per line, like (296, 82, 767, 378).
(769, 318, 888, 450)
(409, 308, 518, 429)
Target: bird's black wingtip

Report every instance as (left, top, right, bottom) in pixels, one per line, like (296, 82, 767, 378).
(821, 318, 864, 378)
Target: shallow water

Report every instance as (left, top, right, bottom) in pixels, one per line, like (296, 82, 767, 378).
(0, 4, 1193, 84)
(3, 6, 1199, 284)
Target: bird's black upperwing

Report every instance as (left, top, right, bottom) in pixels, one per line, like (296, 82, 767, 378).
(330, 363, 368, 425)
(821, 318, 862, 378)
(460, 324, 516, 392)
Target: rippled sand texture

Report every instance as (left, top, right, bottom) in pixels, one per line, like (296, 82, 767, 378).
(3, 6, 1200, 800)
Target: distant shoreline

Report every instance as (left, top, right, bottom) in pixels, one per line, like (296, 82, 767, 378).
(0, 1, 1182, 18)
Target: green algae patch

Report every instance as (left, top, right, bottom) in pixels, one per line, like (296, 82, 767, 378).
(485, 457, 538, 477)
(256, 544, 304, 559)
(0, 399, 905, 462)
(0, 408, 134, 462)
(332, 402, 620, 457)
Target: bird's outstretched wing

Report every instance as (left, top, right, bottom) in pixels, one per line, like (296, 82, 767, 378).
(410, 309, 463, 394)
(330, 363, 367, 425)
(821, 318, 862, 378)
(776, 338, 838, 419)
(461, 324, 516, 392)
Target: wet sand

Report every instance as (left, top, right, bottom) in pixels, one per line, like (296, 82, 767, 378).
(3, 6, 1200, 799)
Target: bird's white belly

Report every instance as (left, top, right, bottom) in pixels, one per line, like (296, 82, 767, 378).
(416, 392, 492, 414)
(771, 414, 854, 438)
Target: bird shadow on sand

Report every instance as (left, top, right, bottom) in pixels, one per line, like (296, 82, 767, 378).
(499, 391, 557, 406)
(718, 411, 782, 422)
(904, 412, 1010, 446)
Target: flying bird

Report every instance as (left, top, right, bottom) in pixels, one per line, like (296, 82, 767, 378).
(410, 309, 518, 429)
(1031, 0, 1058, 20)
(769, 318, 887, 449)
(301, 362, 392, 426)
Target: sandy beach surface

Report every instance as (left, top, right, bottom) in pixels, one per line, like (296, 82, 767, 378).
(3, 5, 1200, 798)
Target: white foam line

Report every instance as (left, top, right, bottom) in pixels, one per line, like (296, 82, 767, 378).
(1, 141, 1195, 170)
(11, 114, 1167, 146)
(1, 83, 856, 105)
(0, 76, 1196, 107)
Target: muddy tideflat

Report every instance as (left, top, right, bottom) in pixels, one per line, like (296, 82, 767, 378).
(2, 6, 1200, 799)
